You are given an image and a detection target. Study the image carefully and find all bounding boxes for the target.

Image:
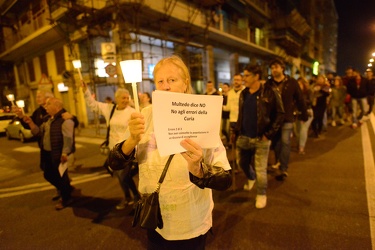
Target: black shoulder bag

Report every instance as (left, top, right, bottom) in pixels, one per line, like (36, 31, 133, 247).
(132, 154, 175, 230)
(100, 104, 116, 155)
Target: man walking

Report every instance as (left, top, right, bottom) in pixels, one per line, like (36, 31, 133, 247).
(365, 68, 375, 116)
(234, 64, 284, 208)
(266, 58, 308, 181)
(25, 97, 76, 210)
(347, 69, 369, 128)
(223, 73, 245, 134)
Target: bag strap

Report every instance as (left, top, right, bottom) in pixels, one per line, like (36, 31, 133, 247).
(155, 154, 175, 193)
(105, 104, 117, 144)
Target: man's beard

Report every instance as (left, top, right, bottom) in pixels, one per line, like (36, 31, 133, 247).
(272, 71, 282, 79)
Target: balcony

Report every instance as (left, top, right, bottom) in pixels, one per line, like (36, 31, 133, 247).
(0, 2, 67, 61)
(270, 9, 311, 57)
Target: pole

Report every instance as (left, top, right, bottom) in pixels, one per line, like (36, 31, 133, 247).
(77, 68, 83, 81)
(132, 82, 140, 112)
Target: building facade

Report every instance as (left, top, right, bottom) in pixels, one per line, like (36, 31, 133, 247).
(0, 0, 337, 127)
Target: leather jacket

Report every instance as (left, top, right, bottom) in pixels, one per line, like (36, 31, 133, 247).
(235, 82, 285, 140)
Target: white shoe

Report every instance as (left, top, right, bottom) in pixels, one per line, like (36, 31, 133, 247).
(116, 200, 128, 210)
(271, 161, 280, 169)
(331, 121, 336, 127)
(352, 123, 358, 129)
(255, 195, 267, 209)
(244, 180, 255, 191)
(360, 115, 369, 123)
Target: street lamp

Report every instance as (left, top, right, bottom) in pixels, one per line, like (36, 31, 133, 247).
(120, 60, 142, 112)
(72, 60, 83, 80)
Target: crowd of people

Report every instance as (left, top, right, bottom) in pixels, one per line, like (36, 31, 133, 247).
(12, 55, 375, 249)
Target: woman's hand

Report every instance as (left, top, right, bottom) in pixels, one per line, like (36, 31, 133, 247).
(128, 112, 145, 142)
(122, 112, 145, 155)
(180, 138, 203, 178)
(81, 80, 87, 93)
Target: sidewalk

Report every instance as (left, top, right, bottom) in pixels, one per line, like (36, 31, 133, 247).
(75, 124, 107, 139)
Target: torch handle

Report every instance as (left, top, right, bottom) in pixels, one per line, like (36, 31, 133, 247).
(77, 68, 83, 80)
(132, 82, 140, 113)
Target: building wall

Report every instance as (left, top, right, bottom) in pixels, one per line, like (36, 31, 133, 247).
(0, 0, 337, 126)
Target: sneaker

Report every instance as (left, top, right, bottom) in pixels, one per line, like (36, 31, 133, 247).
(275, 170, 288, 181)
(271, 161, 280, 169)
(55, 198, 74, 211)
(352, 123, 358, 129)
(243, 180, 255, 191)
(331, 121, 336, 127)
(127, 200, 135, 206)
(362, 115, 369, 121)
(255, 195, 267, 209)
(116, 200, 128, 210)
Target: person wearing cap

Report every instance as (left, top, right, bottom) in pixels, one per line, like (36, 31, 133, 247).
(365, 68, 375, 116)
(266, 58, 308, 181)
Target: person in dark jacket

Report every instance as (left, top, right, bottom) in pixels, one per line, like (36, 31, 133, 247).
(25, 97, 75, 210)
(311, 75, 331, 137)
(346, 69, 369, 128)
(233, 64, 284, 209)
(14, 89, 79, 171)
(266, 58, 308, 181)
(365, 68, 375, 116)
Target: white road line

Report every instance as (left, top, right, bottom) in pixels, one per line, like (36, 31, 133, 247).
(361, 114, 375, 250)
(75, 137, 103, 145)
(0, 172, 110, 198)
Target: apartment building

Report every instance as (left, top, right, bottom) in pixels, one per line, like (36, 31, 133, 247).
(0, 0, 337, 127)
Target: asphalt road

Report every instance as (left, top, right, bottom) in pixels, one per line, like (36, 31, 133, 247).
(1, 117, 375, 250)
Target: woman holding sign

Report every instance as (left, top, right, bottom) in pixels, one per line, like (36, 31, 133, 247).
(109, 55, 232, 249)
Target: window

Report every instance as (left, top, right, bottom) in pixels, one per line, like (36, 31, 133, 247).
(39, 54, 48, 76)
(27, 61, 35, 82)
(54, 48, 66, 74)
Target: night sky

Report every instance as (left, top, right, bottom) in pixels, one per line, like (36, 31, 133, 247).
(334, 0, 375, 76)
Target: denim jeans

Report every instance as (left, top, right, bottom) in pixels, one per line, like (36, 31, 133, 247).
(352, 97, 368, 123)
(331, 105, 344, 121)
(295, 113, 313, 148)
(236, 135, 271, 195)
(274, 122, 293, 172)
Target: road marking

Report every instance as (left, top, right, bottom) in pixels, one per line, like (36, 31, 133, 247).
(75, 137, 103, 145)
(361, 113, 375, 250)
(13, 146, 40, 153)
(0, 171, 110, 198)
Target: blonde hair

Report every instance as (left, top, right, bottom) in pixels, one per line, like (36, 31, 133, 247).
(153, 55, 192, 94)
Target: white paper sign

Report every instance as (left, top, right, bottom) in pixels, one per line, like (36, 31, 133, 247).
(152, 91, 223, 156)
(58, 162, 68, 177)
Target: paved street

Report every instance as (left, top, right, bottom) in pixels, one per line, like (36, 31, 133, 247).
(1, 116, 375, 249)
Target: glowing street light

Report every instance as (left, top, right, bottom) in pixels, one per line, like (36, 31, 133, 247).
(72, 60, 83, 80)
(120, 60, 142, 112)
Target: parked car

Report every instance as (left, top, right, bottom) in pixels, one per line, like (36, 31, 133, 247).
(5, 117, 35, 143)
(0, 112, 16, 134)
